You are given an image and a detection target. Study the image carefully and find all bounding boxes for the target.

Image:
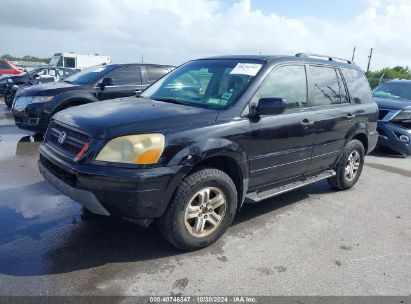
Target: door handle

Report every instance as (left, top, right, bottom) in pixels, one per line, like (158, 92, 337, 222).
(300, 119, 315, 128)
(346, 113, 356, 120)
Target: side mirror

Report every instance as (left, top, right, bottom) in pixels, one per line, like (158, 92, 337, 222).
(33, 73, 40, 79)
(254, 97, 286, 116)
(135, 89, 143, 97)
(99, 77, 113, 90)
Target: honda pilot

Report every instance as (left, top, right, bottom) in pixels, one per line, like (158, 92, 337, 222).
(38, 54, 378, 250)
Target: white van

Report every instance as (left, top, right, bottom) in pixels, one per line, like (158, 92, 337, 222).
(49, 53, 111, 70)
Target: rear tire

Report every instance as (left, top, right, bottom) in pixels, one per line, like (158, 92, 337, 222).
(328, 139, 365, 190)
(158, 168, 237, 251)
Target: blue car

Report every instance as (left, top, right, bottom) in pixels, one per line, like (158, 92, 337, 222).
(373, 80, 411, 156)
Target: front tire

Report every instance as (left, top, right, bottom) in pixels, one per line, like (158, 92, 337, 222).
(328, 139, 365, 190)
(4, 92, 13, 108)
(159, 168, 237, 251)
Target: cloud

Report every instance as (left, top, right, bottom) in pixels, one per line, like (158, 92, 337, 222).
(0, 0, 410, 70)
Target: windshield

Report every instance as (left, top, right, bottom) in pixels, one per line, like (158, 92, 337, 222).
(63, 65, 116, 85)
(49, 55, 61, 66)
(373, 82, 411, 101)
(141, 59, 263, 109)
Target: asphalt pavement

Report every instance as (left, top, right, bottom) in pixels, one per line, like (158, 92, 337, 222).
(0, 100, 410, 296)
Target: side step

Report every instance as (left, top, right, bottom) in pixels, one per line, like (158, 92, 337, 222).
(245, 170, 336, 203)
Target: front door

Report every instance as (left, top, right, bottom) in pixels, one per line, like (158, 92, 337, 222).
(96, 66, 144, 100)
(248, 64, 316, 190)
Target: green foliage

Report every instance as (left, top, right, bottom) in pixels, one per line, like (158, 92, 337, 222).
(367, 66, 411, 89)
(1, 54, 51, 63)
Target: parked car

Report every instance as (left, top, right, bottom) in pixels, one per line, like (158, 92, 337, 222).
(373, 79, 411, 156)
(0, 59, 22, 76)
(1, 66, 77, 107)
(12, 63, 174, 134)
(38, 53, 378, 250)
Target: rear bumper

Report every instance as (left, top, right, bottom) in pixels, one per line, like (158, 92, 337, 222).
(377, 121, 411, 156)
(38, 144, 187, 219)
(367, 131, 379, 154)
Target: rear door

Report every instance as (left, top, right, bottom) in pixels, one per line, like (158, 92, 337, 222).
(97, 66, 144, 100)
(248, 64, 316, 189)
(306, 65, 355, 173)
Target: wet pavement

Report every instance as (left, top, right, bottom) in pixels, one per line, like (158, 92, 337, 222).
(0, 101, 410, 296)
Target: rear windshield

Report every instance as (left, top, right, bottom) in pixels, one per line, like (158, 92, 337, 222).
(142, 59, 264, 109)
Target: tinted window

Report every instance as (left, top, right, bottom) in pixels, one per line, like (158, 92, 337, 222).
(310, 66, 341, 106)
(336, 69, 350, 103)
(145, 66, 168, 84)
(342, 68, 372, 104)
(259, 65, 307, 109)
(64, 57, 75, 68)
(106, 66, 142, 85)
(0, 60, 10, 69)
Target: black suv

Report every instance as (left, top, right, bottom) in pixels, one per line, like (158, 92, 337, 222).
(38, 54, 378, 250)
(12, 63, 174, 134)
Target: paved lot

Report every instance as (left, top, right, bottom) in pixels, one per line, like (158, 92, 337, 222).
(0, 101, 410, 296)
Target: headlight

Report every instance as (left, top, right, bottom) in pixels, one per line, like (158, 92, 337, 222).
(392, 110, 411, 121)
(95, 134, 165, 165)
(31, 96, 53, 103)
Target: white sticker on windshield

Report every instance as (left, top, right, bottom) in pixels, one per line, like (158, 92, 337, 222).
(230, 63, 262, 76)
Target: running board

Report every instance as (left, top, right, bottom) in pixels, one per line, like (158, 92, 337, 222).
(245, 170, 336, 203)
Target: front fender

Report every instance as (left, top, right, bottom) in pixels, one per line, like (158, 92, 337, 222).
(44, 91, 97, 114)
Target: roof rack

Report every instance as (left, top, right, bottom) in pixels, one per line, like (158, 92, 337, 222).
(295, 53, 353, 64)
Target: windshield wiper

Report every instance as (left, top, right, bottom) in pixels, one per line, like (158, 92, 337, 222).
(153, 98, 189, 106)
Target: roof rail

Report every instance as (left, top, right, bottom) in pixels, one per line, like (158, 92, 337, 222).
(295, 53, 354, 64)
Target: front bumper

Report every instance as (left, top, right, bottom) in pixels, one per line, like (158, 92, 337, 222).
(38, 144, 187, 219)
(12, 101, 50, 133)
(377, 121, 411, 156)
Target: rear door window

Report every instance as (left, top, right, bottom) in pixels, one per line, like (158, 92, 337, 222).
(106, 66, 142, 85)
(309, 66, 341, 106)
(145, 66, 169, 84)
(341, 68, 373, 104)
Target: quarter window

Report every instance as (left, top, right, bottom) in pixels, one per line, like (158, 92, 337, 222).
(145, 66, 169, 84)
(342, 68, 373, 104)
(259, 65, 308, 109)
(310, 66, 341, 106)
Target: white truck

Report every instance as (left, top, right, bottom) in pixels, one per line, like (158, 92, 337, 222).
(49, 53, 111, 70)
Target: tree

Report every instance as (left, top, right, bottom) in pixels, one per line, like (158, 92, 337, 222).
(366, 66, 411, 88)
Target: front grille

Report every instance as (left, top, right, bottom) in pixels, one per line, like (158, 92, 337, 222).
(40, 155, 77, 188)
(378, 109, 390, 120)
(45, 121, 89, 159)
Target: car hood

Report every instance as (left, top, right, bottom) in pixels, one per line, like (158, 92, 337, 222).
(53, 97, 219, 138)
(17, 81, 86, 97)
(374, 97, 411, 111)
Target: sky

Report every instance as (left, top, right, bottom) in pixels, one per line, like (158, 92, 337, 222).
(0, 0, 410, 71)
